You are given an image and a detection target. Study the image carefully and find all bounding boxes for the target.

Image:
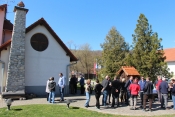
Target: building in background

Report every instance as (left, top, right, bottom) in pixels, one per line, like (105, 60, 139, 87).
(164, 48, 175, 77)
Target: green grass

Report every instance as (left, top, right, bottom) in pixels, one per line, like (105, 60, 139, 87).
(0, 104, 174, 117)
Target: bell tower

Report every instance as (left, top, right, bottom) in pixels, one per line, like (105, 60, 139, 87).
(6, 1, 28, 92)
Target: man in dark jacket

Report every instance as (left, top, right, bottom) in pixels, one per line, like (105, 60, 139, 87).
(70, 75, 75, 94)
(48, 77, 56, 103)
(124, 76, 133, 105)
(143, 77, 153, 112)
(111, 77, 121, 108)
(79, 75, 85, 94)
(138, 76, 146, 108)
(159, 77, 169, 109)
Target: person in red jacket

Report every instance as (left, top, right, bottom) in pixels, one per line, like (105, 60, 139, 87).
(129, 77, 140, 110)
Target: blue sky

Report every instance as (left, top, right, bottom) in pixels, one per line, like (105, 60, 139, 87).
(1, 0, 175, 50)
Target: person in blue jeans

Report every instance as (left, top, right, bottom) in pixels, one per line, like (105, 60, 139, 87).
(85, 79, 92, 108)
(48, 77, 56, 103)
(58, 73, 65, 101)
(125, 76, 133, 105)
(159, 77, 169, 109)
(138, 76, 146, 108)
(171, 79, 175, 110)
(101, 75, 110, 107)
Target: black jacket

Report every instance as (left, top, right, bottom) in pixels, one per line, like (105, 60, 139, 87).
(94, 83, 103, 94)
(111, 80, 121, 96)
(121, 82, 126, 92)
(48, 81, 56, 91)
(159, 81, 169, 94)
(143, 81, 153, 94)
(125, 80, 132, 91)
(172, 84, 175, 96)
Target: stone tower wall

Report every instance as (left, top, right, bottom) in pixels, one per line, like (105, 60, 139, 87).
(6, 6, 28, 92)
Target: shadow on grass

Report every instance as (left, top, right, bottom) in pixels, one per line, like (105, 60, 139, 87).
(71, 107, 80, 109)
(12, 108, 23, 111)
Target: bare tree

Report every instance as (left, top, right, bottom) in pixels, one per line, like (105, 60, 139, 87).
(78, 43, 92, 78)
(70, 43, 101, 79)
(67, 40, 73, 49)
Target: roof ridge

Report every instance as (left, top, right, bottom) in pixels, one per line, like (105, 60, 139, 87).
(0, 18, 78, 62)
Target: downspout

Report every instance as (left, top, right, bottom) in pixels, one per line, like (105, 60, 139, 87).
(66, 61, 77, 95)
(0, 60, 5, 94)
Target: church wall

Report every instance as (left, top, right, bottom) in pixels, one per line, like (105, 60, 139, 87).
(0, 46, 10, 93)
(25, 25, 70, 96)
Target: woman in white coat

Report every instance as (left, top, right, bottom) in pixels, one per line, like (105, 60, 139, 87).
(46, 78, 51, 101)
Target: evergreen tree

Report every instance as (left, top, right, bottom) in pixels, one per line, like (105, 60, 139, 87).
(100, 27, 129, 78)
(129, 14, 172, 81)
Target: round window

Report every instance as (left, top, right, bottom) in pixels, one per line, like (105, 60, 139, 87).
(30, 33, 48, 51)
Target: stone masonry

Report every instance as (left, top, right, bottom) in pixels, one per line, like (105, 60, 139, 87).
(6, 5, 28, 92)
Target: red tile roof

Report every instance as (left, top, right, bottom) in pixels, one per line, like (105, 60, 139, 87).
(116, 66, 140, 76)
(164, 48, 175, 62)
(0, 39, 11, 50)
(0, 18, 78, 62)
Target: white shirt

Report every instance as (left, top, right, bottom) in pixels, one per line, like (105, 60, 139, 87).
(58, 76, 65, 88)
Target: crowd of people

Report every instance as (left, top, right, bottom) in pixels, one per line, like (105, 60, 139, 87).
(69, 75, 85, 94)
(45, 73, 175, 112)
(84, 75, 175, 112)
(45, 74, 85, 104)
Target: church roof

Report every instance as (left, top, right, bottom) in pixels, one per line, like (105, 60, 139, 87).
(116, 66, 140, 76)
(0, 4, 7, 10)
(3, 19, 13, 31)
(0, 39, 11, 50)
(164, 48, 175, 62)
(0, 18, 78, 62)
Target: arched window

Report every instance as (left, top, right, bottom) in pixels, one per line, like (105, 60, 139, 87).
(30, 33, 48, 51)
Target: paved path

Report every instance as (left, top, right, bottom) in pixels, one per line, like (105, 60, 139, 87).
(0, 94, 175, 116)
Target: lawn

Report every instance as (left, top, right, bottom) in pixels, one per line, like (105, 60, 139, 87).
(0, 104, 174, 117)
